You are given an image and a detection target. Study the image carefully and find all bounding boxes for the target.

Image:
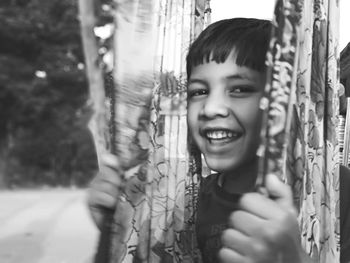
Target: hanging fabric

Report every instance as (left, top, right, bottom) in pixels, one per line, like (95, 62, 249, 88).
(79, 0, 210, 262)
(290, 1, 339, 261)
(257, 0, 340, 262)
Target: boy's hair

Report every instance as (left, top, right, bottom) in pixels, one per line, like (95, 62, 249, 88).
(186, 18, 272, 79)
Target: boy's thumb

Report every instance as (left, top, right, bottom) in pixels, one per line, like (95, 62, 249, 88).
(265, 173, 294, 210)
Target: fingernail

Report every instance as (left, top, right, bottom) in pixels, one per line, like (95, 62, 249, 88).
(257, 186, 269, 196)
(101, 153, 118, 166)
(266, 173, 281, 186)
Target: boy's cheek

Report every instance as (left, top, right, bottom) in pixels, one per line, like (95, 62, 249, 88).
(186, 106, 199, 129)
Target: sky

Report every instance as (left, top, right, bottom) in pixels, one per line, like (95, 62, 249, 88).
(210, 0, 350, 51)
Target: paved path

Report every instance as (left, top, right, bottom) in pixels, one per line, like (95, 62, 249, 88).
(0, 189, 99, 263)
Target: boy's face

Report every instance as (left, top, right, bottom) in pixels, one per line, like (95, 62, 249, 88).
(187, 54, 265, 174)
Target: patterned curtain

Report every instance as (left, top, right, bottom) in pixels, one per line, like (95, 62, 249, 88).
(79, 0, 210, 262)
(259, 0, 340, 262)
(79, 0, 340, 262)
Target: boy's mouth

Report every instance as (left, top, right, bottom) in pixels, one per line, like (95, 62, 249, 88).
(202, 128, 242, 143)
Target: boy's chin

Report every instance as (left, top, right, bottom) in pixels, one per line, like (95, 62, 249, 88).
(204, 155, 258, 174)
(205, 157, 240, 174)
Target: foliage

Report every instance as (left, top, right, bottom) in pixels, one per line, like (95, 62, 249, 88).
(0, 0, 98, 188)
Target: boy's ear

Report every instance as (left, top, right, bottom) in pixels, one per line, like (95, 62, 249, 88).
(339, 83, 347, 115)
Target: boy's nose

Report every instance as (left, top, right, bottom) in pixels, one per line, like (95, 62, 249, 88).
(200, 93, 229, 119)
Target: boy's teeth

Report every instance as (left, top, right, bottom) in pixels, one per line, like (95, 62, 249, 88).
(206, 130, 237, 139)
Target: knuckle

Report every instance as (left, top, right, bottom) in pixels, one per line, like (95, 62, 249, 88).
(100, 193, 117, 208)
(101, 153, 119, 166)
(217, 248, 225, 262)
(229, 211, 240, 227)
(276, 209, 296, 226)
(89, 175, 99, 187)
(102, 181, 119, 196)
(87, 188, 98, 205)
(261, 226, 279, 242)
(98, 168, 112, 180)
(221, 229, 233, 245)
(102, 168, 123, 185)
(239, 192, 254, 204)
(91, 191, 116, 209)
(252, 241, 267, 254)
(217, 247, 233, 263)
(89, 173, 107, 188)
(239, 192, 261, 209)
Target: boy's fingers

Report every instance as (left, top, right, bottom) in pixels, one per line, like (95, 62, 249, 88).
(265, 173, 294, 210)
(98, 154, 124, 187)
(89, 207, 105, 230)
(88, 188, 118, 209)
(221, 228, 250, 253)
(97, 166, 124, 188)
(87, 153, 123, 230)
(229, 210, 265, 235)
(218, 247, 245, 263)
(88, 201, 115, 230)
(90, 176, 120, 199)
(239, 193, 284, 219)
(100, 153, 123, 172)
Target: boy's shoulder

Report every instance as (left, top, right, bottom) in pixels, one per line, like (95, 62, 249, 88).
(340, 165, 350, 181)
(340, 165, 350, 263)
(340, 164, 350, 205)
(340, 165, 350, 202)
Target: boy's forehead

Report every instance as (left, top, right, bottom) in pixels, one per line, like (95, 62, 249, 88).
(189, 57, 263, 82)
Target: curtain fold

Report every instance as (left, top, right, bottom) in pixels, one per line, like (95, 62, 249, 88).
(260, 0, 340, 261)
(79, 0, 210, 262)
(292, 1, 339, 261)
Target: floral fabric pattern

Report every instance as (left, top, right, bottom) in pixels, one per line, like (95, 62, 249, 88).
(259, 0, 340, 262)
(85, 0, 209, 262)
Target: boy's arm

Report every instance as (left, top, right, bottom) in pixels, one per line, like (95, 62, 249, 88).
(87, 153, 123, 230)
(219, 174, 315, 263)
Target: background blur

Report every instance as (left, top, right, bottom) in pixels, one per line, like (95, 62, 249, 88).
(0, 0, 99, 189)
(0, 1, 100, 262)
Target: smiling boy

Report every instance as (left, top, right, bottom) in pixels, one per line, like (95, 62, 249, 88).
(187, 54, 264, 194)
(185, 18, 312, 263)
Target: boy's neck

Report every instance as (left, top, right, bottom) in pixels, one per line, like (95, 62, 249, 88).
(220, 159, 258, 195)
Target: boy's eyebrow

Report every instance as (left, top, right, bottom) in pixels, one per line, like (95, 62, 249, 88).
(188, 79, 207, 85)
(188, 73, 258, 84)
(226, 73, 257, 82)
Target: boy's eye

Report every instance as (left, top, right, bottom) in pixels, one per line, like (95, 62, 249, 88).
(228, 86, 256, 95)
(188, 88, 208, 98)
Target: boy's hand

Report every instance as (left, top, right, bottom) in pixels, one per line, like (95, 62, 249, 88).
(87, 153, 124, 230)
(219, 173, 313, 263)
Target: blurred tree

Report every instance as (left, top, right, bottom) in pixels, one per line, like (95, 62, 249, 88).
(0, 0, 98, 188)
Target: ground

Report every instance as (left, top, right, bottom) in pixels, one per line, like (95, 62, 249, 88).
(0, 189, 99, 263)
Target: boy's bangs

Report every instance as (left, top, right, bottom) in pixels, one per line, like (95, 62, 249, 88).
(186, 18, 271, 78)
(210, 34, 269, 72)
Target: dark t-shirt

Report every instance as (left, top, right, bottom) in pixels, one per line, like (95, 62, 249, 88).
(196, 173, 241, 263)
(341, 165, 350, 263)
(196, 167, 350, 263)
